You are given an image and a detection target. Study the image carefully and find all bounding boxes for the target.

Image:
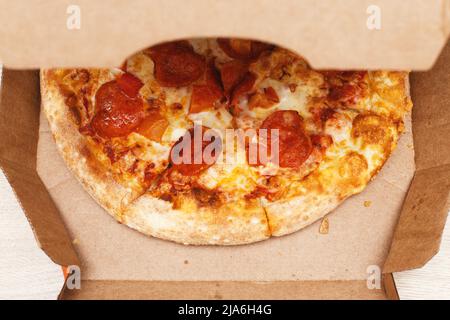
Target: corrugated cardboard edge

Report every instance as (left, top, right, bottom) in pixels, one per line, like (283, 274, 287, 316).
(445, 0, 450, 37)
(0, 69, 79, 269)
(60, 280, 387, 300)
(383, 40, 450, 274)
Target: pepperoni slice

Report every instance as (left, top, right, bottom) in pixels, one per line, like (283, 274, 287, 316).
(323, 71, 367, 106)
(136, 109, 169, 142)
(217, 38, 272, 61)
(169, 126, 222, 176)
(231, 72, 257, 106)
(219, 60, 249, 97)
(261, 110, 304, 131)
(148, 41, 206, 87)
(190, 85, 222, 113)
(328, 83, 362, 105)
(116, 72, 143, 98)
(259, 110, 312, 168)
(248, 86, 280, 109)
(189, 63, 224, 113)
(91, 81, 144, 138)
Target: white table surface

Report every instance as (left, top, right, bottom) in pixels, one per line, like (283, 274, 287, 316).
(0, 68, 449, 300)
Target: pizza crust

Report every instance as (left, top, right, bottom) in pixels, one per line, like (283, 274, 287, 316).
(124, 195, 269, 245)
(264, 193, 340, 236)
(41, 70, 132, 219)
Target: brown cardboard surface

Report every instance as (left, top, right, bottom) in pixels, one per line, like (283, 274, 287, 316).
(36, 101, 415, 283)
(410, 43, 450, 171)
(382, 273, 399, 300)
(0, 70, 79, 268)
(0, 0, 449, 70)
(61, 280, 386, 300)
(383, 166, 450, 273)
(383, 41, 450, 273)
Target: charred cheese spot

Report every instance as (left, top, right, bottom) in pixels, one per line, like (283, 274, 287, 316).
(192, 188, 221, 207)
(352, 114, 387, 144)
(338, 152, 368, 181)
(369, 71, 412, 119)
(79, 144, 95, 164)
(336, 152, 369, 196)
(67, 102, 82, 126)
(352, 114, 394, 148)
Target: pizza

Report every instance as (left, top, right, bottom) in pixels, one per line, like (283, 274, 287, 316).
(41, 38, 412, 245)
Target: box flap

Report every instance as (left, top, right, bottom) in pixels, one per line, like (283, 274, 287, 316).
(410, 43, 450, 172)
(0, 0, 449, 70)
(383, 166, 450, 273)
(0, 69, 79, 267)
(60, 280, 387, 300)
(383, 41, 450, 273)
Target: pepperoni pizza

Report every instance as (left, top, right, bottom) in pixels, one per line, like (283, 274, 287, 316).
(41, 38, 412, 245)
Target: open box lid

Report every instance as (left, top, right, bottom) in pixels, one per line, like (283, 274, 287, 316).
(0, 0, 449, 70)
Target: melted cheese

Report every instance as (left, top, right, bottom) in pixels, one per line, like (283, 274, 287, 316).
(324, 110, 354, 144)
(127, 133, 171, 163)
(237, 78, 311, 124)
(323, 107, 397, 176)
(197, 152, 259, 195)
(188, 107, 233, 133)
(126, 52, 155, 84)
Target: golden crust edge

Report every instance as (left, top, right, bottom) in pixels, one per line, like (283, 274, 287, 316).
(123, 195, 270, 245)
(40, 70, 130, 219)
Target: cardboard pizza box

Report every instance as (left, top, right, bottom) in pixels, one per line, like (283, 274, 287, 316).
(0, 0, 449, 299)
